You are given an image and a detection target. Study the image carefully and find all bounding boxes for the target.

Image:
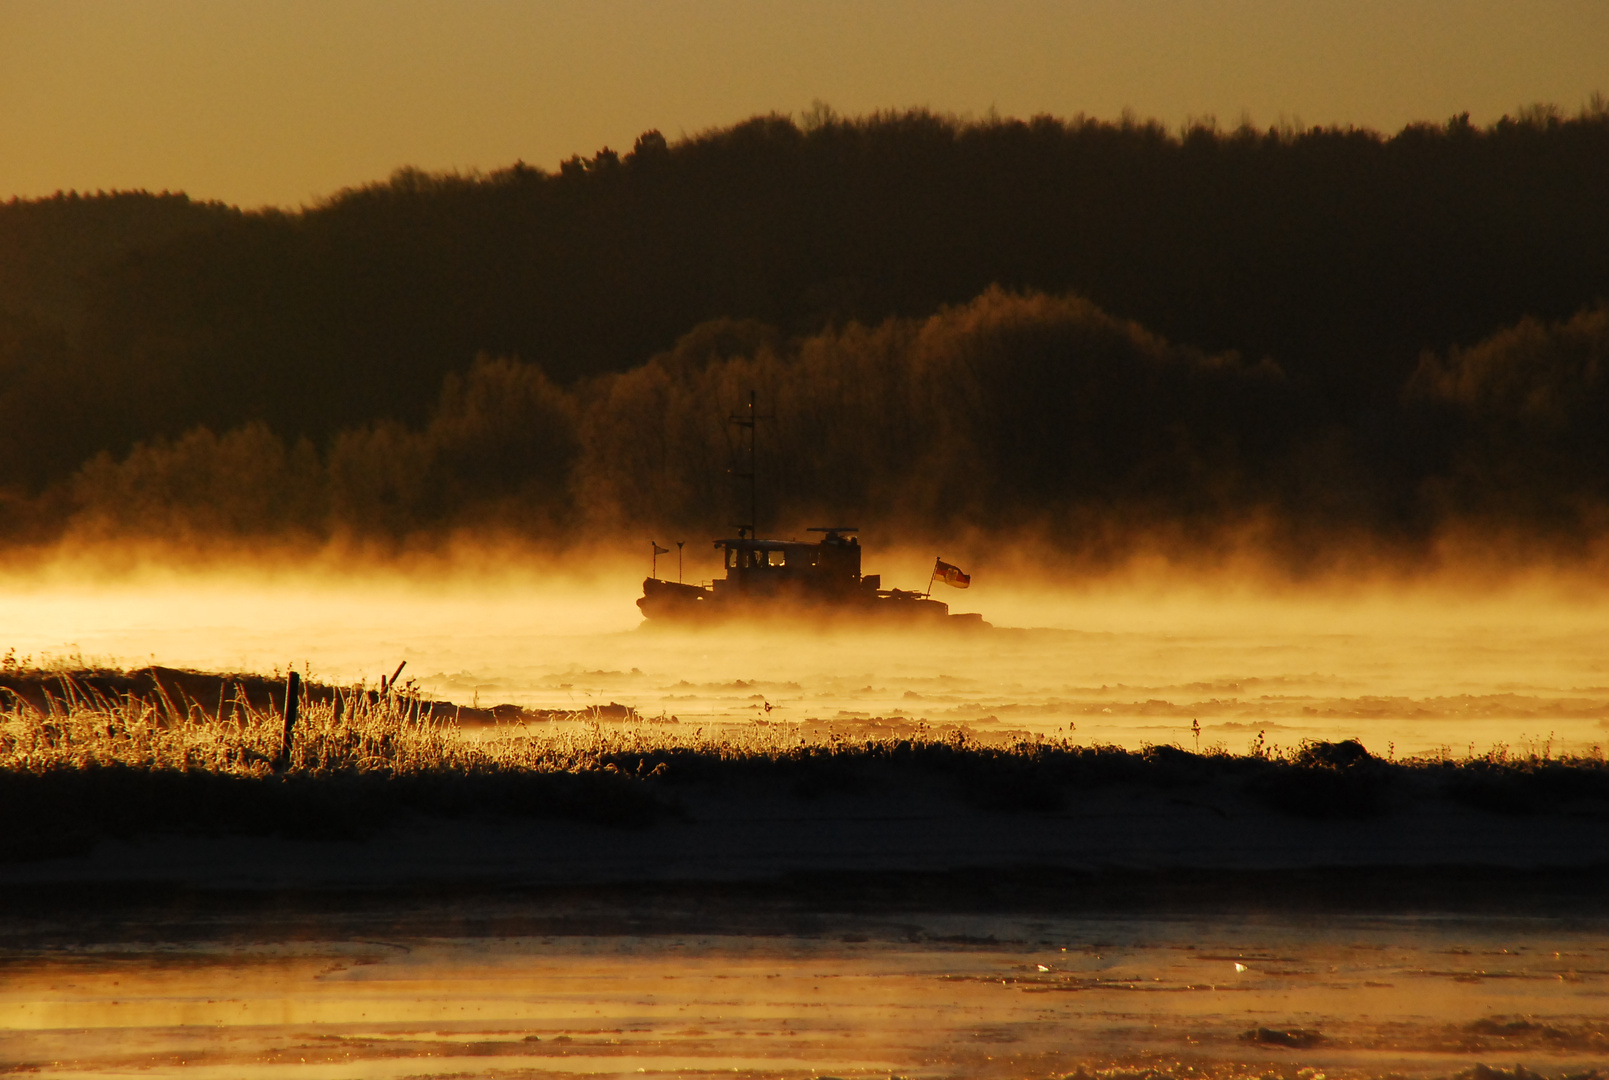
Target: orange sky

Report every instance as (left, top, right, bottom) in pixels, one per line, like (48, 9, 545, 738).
(1, 0, 1605, 209)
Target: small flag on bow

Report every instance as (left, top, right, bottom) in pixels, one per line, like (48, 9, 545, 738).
(934, 559, 971, 588)
(652, 542, 670, 555)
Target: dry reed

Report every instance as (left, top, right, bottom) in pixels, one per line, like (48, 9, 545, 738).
(0, 673, 819, 779)
(2, 674, 1607, 852)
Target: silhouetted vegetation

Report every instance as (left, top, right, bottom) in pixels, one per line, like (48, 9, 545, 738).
(3, 667, 1606, 860)
(4, 103, 1609, 559)
(42, 287, 1609, 564)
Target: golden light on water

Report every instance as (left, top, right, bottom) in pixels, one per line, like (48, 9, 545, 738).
(1, 919, 1605, 1079)
(5, 548, 1609, 1078)
(6, 7, 1608, 1069)
(5, 546, 1607, 757)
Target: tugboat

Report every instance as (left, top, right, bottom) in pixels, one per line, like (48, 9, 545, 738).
(638, 526, 985, 624)
(637, 394, 987, 627)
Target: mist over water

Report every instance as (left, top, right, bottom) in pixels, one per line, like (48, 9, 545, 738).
(7, 106, 1609, 1080)
(5, 913, 1606, 1080)
(7, 546, 1609, 1080)
(6, 547, 1608, 758)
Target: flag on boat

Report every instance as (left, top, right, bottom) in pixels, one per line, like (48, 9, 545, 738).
(934, 559, 971, 588)
(652, 542, 670, 555)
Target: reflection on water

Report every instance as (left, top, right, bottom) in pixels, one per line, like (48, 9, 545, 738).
(1, 915, 1606, 1078)
(4, 557, 1609, 1077)
(4, 560, 1609, 756)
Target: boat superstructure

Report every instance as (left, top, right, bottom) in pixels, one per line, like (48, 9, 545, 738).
(635, 393, 985, 626)
(639, 526, 981, 623)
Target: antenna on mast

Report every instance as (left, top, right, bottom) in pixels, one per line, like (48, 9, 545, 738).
(728, 390, 772, 538)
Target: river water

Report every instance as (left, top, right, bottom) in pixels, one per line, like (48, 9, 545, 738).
(2, 910, 1606, 1079)
(4, 558, 1609, 757)
(3, 558, 1609, 1076)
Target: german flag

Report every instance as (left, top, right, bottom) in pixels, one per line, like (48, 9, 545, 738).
(934, 559, 971, 588)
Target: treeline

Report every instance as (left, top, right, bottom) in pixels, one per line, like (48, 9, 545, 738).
(3, 102, 1609, 503)
(43, 288, 1609, 566)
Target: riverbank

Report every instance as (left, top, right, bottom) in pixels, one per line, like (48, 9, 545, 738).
(4, 666, 1607, 909)
(3, 752, 1607, 911)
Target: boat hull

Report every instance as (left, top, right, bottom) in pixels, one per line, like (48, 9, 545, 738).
(637, 577, 986, 627)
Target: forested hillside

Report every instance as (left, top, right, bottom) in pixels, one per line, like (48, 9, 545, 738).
(3, 104, 1609, 561)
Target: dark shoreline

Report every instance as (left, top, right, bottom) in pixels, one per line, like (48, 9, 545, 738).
(5, 737, 1607, 857)
(3, 865, 1608, 951)
(7, 674, 1609, 929)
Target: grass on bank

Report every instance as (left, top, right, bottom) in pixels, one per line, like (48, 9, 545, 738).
(2, 667, 1608, 861)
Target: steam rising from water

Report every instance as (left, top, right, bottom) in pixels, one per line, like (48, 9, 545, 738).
(4, 544, 1608, 757)
(6, 915, 1606, 1080)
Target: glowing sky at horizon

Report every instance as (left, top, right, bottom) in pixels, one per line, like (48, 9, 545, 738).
(1, 0, 1605, 209)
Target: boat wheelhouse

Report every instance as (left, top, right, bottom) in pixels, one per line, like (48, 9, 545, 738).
(635, 393, 985, 625)
(639, 526, 980, 624)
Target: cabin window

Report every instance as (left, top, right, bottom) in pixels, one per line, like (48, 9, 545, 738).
(726, 547, 738, 569)
(768, 550, 786, 567)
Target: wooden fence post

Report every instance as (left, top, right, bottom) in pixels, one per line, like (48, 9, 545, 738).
(278, 670, 301, 771)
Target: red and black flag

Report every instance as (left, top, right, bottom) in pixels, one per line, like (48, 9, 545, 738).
(934, 559, 971, 588)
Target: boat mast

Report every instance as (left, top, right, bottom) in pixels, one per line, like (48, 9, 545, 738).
(730, 390, 758, 538)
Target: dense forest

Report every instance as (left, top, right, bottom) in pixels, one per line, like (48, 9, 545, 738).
(3, 103, 1609, 564)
